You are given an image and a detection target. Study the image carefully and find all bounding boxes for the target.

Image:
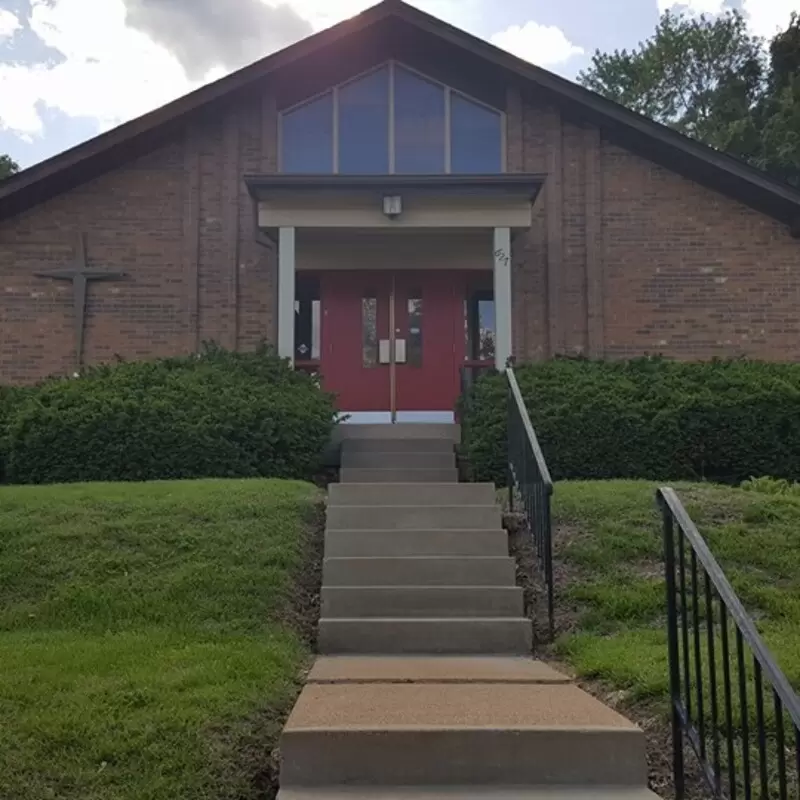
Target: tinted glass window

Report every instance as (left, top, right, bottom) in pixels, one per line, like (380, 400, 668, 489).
(295, 276, 321, 361)
(450, 93, 503, 173)
(281, 93, 334, 173)
(394, 67, 445, 174)
(466, 289, 496, 362)
(338, 67, 390, 173)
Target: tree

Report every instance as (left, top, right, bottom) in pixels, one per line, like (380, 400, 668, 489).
(578, 11, 800, 187)
(752, 14, 800, 186)
(0, 154, 19, 181)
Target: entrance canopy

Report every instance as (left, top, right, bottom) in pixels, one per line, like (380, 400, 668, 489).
(244, 174, 544, 420)
(245, 174, 544, 232)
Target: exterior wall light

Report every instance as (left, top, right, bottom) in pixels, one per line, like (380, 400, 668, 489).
(383, 195, 402, 218)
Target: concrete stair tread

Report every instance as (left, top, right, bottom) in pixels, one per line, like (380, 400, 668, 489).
(323, 556, 516, 588)
(335, 424, 460, 442)
(328, 484, 496, 505)
(324, 529, 506, 535)
(285, 683, 641, 731)
(325, 556, 511, 561)
(325, 530, 508, 557)
(318, 618, 532, 655)
(341, 439, 456, 453)
(341, 453, 456, 469)
(327, 505, 500, 531)
(308, 657, 571, 684)
(340, 469, 459, 483)
(321, 586, 523, 618)
(280, 792, 660, 799)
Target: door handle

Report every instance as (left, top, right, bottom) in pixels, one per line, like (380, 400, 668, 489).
(395, 339, 407, 364)
(379, 339, 391, 364)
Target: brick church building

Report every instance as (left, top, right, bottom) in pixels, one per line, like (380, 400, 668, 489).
(1, 0, 799, 421)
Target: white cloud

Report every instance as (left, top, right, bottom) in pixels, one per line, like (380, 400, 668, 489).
(658, 0, 796, 39)
(0, 0, 474, 143)
(490, 21, 584, 66)
(0, 9, 22, 40)
(740, 0, 797, 39)
(0, 0, 195, 139)
(657, 0, 721, 14)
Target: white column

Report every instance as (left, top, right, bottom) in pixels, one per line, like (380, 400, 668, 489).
(493, 226, 513, 371)
(278, 227, 296, 363)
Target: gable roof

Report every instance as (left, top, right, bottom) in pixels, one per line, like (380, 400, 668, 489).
(1, 0, 799, 234)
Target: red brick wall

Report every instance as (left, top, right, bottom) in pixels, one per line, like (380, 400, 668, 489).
(0, 142, 188, 383)
(0, 83, 278, 384)
(507, 86, 800, 362)
(600, 144, 800, 359)
(1, 70, 798, 385)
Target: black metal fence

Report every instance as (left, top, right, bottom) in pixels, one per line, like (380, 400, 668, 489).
(657, 487, 800, 799)
(506, 367, 554, 640)
(459, 363, 494, 397)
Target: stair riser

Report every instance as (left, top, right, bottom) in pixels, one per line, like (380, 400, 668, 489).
(334, 424, 459, 443)
(280, 728, 647, 786)
(325, 530, 508, 558)
(327, 506, 501, 531)
(318, 619, 532, 655)
(321, 587, 524, 618)
(342, 439, 455, 454)
(323, 557, 516, 587)
(329, 483, 496, 506)
(279, 789, 662, 800)
(340, 468, 459, 483)
(341, 452, 456, 470)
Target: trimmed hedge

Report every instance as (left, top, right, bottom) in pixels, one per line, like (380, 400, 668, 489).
(0, 385, 30, 482)
(459, 358, 800, 485)
(4, 346, 337, 484)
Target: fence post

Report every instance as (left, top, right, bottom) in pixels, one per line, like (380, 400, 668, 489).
(660, 491, 685, 799)
(507, 378, 514, 513)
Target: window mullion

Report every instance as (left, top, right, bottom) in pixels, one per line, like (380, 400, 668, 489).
(444, 87, 452, 174)
(388, 61, 396, 174)
(332, 85, 339, 174)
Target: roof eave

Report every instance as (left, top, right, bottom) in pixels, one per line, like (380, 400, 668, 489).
(244, 173, 546, 202)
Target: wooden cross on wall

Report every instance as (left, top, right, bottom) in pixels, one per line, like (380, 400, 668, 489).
(35, 233, 126, 371)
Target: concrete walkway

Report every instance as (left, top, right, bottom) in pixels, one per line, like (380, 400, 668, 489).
(278, 424, 659, 799)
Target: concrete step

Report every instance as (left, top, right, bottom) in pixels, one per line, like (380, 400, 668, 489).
(326, 506, 501, 531)
(323, 556, 516, 587)
(342, 439, 455, 454)
(329, 483, 496, 506)
(280, 789, 662, 799)
(307, 657, 571, 684)
(340, 468, 459, 483)
(281, 683, 647, 786)
(334, 423, 460, 443)
(317, 617, 533, 654)
(325, 530, 509, 558)
(321, 586, 524, 618)
(341, 452, 456, 470)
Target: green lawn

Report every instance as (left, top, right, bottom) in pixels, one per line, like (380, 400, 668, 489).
(550, 480, 800, 795)
(0, 479, 320, 800)
(553, 480, 800, 704)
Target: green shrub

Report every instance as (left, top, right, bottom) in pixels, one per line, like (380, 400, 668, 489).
(0, 385, 33, 482)
(460, 358, 800, 485)
(4, 346, 337, 484)
(741, 476, 800, 496)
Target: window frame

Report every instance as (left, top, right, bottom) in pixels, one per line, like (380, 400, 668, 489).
(277, 60, 507, 175)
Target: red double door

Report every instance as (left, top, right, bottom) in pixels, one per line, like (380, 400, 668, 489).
(319, 271, 467, 416)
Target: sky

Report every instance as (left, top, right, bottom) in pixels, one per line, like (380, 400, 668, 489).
(0, 0, 796, 170)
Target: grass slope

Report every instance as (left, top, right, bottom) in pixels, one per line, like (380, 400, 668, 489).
(0, 479, 320, 800)
(550, 481, 799, 796)
(553, 481, 800, 699)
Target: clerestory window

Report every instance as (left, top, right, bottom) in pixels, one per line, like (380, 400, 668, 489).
(279, 62, 504, 175)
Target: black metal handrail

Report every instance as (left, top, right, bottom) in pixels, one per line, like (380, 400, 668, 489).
(507, 367, 554, 640)
(657, 487, 800, 799)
